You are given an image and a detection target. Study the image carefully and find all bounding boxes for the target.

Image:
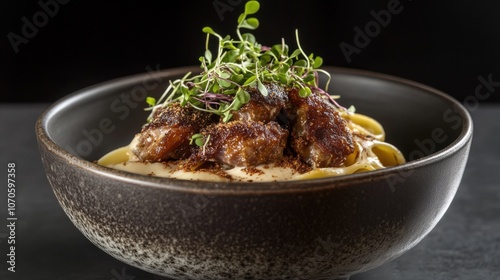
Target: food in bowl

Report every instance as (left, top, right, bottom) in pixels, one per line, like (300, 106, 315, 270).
(98, 0, 405, 181)
(36, 59, 473, 280)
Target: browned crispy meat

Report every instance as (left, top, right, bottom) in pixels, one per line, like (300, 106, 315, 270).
(131, 83, 355, 170)
(197, 120, 289, 166)
(231, 83, 288, 123)
(132, 104, 216, 161)
(288, 88, 354, 168)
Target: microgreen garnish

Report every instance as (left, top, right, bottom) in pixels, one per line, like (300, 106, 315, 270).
(146, 0, 343, 122)
(190, 133, 210, 155)
(190, 133, 205, 147)
(146, 96, 156, 107)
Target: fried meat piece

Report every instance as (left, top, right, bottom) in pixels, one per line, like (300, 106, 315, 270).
(132, 104, 216, 161)
(288, 89, 354, 168)
(198, 120, 288, 167)
(231, 83, 288, 123)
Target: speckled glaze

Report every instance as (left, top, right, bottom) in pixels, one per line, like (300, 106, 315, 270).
(36, 66, 472, 280)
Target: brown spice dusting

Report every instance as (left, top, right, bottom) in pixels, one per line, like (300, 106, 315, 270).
(275, 155, 313, 174)
(241, 166, 265, 176)
(162, 154, 313, 180)
(199, 164, 234, 181)
(178, 159, 234, 181)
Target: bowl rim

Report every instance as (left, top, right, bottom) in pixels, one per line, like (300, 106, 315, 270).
(36, 66, 473, 194)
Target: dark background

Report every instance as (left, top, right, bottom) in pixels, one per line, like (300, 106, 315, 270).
(2, 0, 500, 104)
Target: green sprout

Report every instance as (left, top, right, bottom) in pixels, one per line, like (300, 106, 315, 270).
(146, 0, 337, 122)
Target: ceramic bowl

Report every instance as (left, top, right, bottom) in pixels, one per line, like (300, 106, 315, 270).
(36, 66, 472, 280)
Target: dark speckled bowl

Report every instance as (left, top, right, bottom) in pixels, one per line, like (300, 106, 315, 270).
(36, 66, 472, 280)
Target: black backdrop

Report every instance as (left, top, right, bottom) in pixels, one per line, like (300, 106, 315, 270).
(2, 0, 500, 104)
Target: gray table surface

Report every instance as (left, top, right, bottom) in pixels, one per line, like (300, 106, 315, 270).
(0, 103, 499, 280)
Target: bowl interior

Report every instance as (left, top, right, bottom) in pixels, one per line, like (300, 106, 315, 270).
(328, 69, 467, 162)
(37, 66, 473, 279)
(42, 66, 469, 168)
